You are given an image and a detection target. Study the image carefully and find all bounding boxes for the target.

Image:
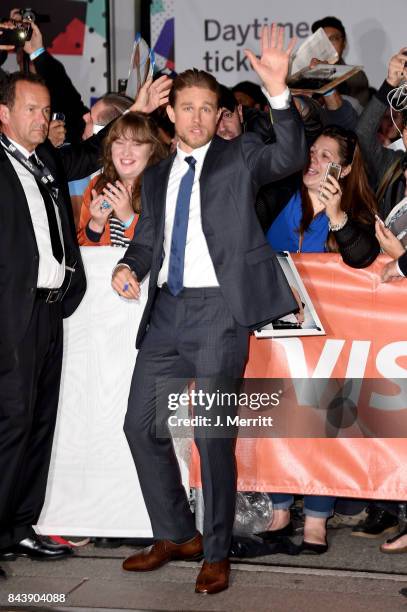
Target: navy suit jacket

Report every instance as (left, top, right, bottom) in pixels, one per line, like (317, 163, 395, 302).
(119, 104, 308, 348)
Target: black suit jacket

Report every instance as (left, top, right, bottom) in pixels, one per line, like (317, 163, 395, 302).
(33, 51, 89, 144)
(119, 105, 308, 348)
(0, 131, 106, 353)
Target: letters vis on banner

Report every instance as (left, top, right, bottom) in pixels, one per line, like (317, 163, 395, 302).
(274, 338, 407, 411)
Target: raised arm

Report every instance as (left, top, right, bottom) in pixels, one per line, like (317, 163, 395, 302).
(24, 22, 89, 143)
(356, 50, 407, 184)
(245, 23, 295, 98)
(243, 24, 307, 185)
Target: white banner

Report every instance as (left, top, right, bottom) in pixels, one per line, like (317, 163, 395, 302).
(174, 0, 406, 88)
(37, 247, 190, 537)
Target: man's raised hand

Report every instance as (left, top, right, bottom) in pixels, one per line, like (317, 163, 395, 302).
(244, 23, 296, 97)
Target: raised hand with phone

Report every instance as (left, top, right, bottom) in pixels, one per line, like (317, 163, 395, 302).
(266, 125, 380, 267)
(318, 161, 348, 228)
(386, 47, 407, 88)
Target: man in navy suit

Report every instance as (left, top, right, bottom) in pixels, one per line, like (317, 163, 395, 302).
(112, 24, 307, 594)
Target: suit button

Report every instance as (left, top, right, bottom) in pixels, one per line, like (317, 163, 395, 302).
(29, 287, 35, 294)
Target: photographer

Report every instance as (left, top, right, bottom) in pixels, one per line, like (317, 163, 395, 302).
(356, 50, 407, 219)
(1, 10, 89, 143)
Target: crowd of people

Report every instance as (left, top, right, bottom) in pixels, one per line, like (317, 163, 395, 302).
(0, 9, 406, 595)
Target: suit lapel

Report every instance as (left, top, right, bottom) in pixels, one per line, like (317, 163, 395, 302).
(199, 136, 225, 211)
(152, 152, 175, 244)
(0, 146, 37, 243)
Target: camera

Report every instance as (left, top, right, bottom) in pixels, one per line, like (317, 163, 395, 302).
(19, 8, 50, 24)
(0, 23, 32, 47)
(20, 8, 36, 21)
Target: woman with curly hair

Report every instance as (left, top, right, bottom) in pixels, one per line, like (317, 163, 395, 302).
(78, 112, 167, 246)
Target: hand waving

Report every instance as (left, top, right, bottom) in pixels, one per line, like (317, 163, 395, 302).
(130, 75, 172, 114)
(244, 23, 296, 96)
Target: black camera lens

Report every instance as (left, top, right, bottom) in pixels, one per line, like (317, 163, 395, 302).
(20, 8, 36, 22)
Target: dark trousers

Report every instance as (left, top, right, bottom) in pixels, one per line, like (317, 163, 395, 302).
(0, 298, 63, 549)
(124, 287, 249, 561)
(271, 494, 336, 518)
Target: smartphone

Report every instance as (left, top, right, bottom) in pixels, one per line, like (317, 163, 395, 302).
(323, 162, 342, 183)
(52, 112, 65, 122)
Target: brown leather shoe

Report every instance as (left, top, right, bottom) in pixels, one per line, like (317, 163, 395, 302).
(122, 533, 203, 571)
(195, 559, 230, 594)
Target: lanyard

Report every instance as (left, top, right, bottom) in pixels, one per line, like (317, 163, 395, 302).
(0, 133, 59, 200)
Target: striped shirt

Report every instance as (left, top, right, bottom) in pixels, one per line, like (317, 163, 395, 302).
(109, 217, 131, 247)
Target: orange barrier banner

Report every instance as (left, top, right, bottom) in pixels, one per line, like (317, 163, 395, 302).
(191, 254, 407, 500)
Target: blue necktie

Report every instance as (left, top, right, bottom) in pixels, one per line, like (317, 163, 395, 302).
(167, 156, 196, 296)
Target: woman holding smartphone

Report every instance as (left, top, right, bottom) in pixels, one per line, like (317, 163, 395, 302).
(77, 112, 167, 247)
(261, 126, 380, 267)
(257, 126, 380, 554)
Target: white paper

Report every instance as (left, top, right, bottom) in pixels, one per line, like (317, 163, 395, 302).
(290, 27, 338, 75)
(387, 138, 406, 152)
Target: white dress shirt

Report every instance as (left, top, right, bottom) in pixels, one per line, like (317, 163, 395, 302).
(5, 138, 65, 289)
(157, 140, 219, 288)
(157, 87, 291, 288)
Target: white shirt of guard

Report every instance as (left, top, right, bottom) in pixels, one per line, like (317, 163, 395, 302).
(157, 88, 291, 288)
(5, 138, 65, 289)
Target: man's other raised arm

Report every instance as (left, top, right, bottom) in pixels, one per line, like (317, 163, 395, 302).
(244, 23, 307, 185)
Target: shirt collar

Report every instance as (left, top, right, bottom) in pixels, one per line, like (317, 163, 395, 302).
(176, 139, 212, 166)
(7, 136, 35, 160)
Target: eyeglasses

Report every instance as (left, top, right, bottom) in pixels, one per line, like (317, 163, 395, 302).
(220, 109, 235, 120)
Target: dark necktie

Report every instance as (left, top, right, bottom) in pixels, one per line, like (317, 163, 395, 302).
(29, 155, 64, 263)
(167, 156, 196, 296)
